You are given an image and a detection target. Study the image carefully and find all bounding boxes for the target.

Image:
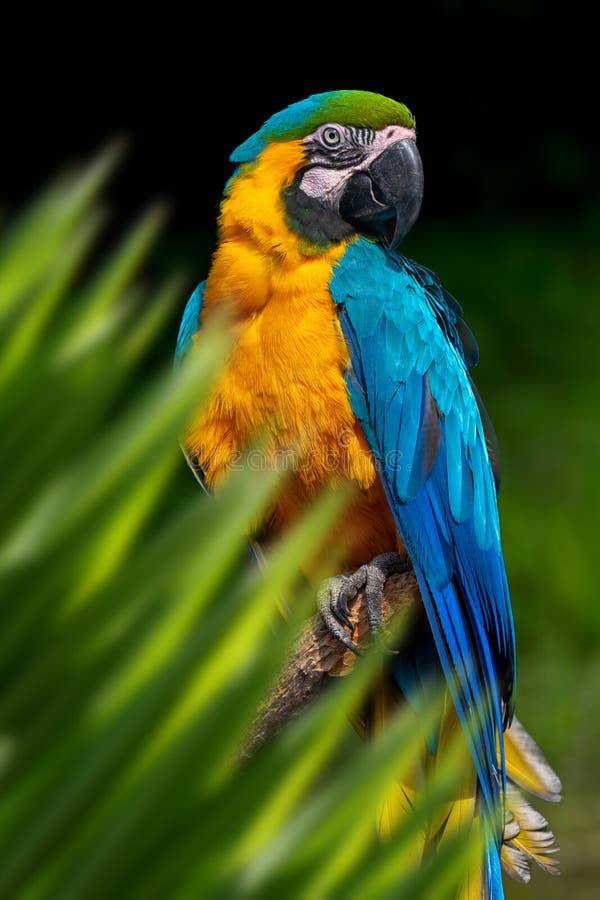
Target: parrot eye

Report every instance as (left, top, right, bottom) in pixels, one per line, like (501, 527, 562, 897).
(322, 126, 341, 147)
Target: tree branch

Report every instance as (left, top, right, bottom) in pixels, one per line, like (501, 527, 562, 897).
(242, 569, 420, 757)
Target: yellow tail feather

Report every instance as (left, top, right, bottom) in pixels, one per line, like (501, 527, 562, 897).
(500, 720, 562, 884)
(501, 784, 560, 883)
(504, 717, 562, 802)
(366, 685, 561, 894)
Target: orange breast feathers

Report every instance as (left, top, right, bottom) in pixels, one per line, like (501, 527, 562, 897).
(185, 140, 400, 566)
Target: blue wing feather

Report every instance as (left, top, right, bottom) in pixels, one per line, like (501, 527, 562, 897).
(174, 281, 209, 495)
(331, 239, 515, 864)
(175, 281, 206, 364)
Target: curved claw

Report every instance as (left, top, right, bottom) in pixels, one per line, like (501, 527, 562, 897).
(317, 575, 362, 655)
(318, 553, 411, 656)
(334, 584, 353, 629)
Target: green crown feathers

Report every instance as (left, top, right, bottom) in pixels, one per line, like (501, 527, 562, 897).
(231, 90, 415, 163)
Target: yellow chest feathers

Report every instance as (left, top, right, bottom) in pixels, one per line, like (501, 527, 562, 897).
(186, 141, 377, 493)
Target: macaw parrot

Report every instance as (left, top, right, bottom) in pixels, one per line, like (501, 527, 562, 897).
(175, 90, 561, 898)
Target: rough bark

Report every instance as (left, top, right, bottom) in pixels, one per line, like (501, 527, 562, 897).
(242, 569, 420, 757)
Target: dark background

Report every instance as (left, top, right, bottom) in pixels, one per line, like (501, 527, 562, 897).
(2, 4, 597, 236)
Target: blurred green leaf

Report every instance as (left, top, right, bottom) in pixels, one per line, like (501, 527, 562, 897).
(0, 156, 482, 900)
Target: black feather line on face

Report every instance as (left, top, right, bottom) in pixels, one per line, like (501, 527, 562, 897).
(282, 169, 354, 250)
(304, 125, 376, 168)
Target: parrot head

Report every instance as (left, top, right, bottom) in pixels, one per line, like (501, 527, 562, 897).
(229, 90, 423, 251)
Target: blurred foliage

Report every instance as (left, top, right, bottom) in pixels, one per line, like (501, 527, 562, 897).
(1, 146, 598, 898)
(0, 156, 480, 899)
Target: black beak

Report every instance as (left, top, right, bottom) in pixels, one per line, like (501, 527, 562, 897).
(338, 139, 424, 248)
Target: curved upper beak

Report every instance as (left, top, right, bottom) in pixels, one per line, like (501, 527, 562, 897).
(339, 138, 424, 248)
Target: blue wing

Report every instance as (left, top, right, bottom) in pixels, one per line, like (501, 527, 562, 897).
(175, 281, 208, 493)
(175, 281, 206, 364)
(331, 239, 516, 858)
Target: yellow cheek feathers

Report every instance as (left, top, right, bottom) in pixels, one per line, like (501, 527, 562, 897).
(187, 139, 377, 500)
(218, 141, 308, 258)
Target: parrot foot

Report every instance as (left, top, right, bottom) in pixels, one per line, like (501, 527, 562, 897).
(317, 552, 410, 655)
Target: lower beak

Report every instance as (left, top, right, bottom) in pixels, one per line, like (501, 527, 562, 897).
(338, 139, 424, 248)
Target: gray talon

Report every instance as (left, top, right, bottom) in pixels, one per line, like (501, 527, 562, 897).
(335, 584, 353, 628)
(317, 575, 361, 653)
(318, 552, 411, 654)
(364, 566, 387, 632)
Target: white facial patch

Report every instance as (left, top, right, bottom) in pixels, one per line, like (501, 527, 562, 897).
(299, 124, 416, 205)
(299, 166, 349, 203)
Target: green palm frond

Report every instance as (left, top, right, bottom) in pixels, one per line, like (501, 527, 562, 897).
(0, 155, 476, 900)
